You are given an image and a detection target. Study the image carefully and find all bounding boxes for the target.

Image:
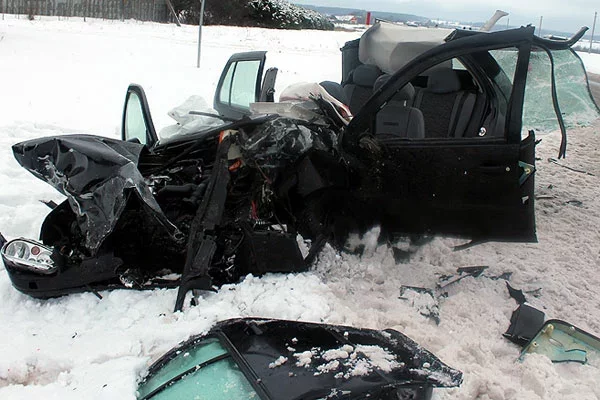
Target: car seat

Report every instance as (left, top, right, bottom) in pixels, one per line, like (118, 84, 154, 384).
(412, 69, 478, 138)
(373, 75, 425, 139)
(342, 64, 383, 114)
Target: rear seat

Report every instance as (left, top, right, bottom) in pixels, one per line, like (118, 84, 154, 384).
(412, 69, 481, 138)
(342, 64, 383, 115)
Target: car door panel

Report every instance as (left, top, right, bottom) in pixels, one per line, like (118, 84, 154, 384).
(370, 138, 535, 241)
(347, 27, 537, 241)
(214, 51, 277, 120)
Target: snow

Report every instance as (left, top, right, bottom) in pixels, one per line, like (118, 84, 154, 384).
(1, 15, 600, 399)
(290, 343, 401, 378)
(579, 51, 600, 74)
(268, 356, 288, 369)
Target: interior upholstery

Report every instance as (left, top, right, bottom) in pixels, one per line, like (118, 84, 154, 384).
(412, 69, 482, 138)
(375, 81, 425, 139)
(342, 64, 383, 114)
(373, 74, 416, 104)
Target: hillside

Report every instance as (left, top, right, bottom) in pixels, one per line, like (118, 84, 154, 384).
(173, 0, 334, 30)
(297, 4, 430, 23)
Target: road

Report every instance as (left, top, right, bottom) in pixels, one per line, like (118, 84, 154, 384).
(589, 72, 600, 106)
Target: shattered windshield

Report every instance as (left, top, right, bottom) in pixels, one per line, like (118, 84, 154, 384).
(493, 49, 600, 132)
(496, 47, 600, 134)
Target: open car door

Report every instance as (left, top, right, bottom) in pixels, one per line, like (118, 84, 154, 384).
(347, 27, 540, 242)
(214, 51, 278, 120)
(121, 84, 158, 147)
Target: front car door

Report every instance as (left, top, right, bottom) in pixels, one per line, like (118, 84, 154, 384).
(122, 84, 158, 146)
(213, 51, 278, 120)
(347, 27, 538, 242)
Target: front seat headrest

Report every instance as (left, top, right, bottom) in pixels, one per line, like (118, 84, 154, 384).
(427, 69, 462, 94)
(350, 64, 382, 87)
(373, 75, 416, 102)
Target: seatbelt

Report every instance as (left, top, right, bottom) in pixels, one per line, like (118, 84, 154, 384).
(448, 92, 466, 137)
(412, 88, 424, 108)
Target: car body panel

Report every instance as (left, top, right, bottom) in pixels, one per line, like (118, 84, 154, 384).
(137, 318, 463, 400)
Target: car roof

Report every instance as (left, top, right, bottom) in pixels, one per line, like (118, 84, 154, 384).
(358, 21, 453, 74)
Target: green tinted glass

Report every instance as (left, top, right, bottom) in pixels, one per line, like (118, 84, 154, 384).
(219, 63, 235, 106)
(150, 357, 258, 400)
(551, 49, 600, 127)
(490, 48, 518, 102)
(521, 321, 600, 366)
(522, 48, 600, 133)
(138, 338, 257, 399)
(230, 60, 260, 109)
(125, 93, 148, 144)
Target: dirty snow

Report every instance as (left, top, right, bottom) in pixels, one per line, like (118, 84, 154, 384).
(1, 16, 600, 399)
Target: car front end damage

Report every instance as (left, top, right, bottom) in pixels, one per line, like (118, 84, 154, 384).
(1, 104, 349, 308)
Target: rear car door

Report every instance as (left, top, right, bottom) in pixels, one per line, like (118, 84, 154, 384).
(214, 51, 278, 120)
(348, 27, 537, 242)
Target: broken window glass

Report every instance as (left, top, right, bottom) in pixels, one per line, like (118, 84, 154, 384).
(137, 337, 257, 400)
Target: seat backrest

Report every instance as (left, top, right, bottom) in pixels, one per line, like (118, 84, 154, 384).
(319, 81, 349, 105)
(342, 64, 382, 114)
(373, 77, 425, 139)
(376, 104, 425, 139)
(412, 69, 480, 138)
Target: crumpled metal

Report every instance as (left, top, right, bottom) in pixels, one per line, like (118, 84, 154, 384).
(12, 135, 179, 253)
(239, 117, 337, 175)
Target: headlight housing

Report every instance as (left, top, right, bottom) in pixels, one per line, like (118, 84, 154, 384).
(1, 239, 57, 275)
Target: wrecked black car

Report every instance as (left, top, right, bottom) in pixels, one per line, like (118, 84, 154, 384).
(136, 318, 462, 399)
(1, 23, 599, 310)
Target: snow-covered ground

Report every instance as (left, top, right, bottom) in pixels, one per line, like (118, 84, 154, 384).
(1, 16, 600, 399)
(579, 51, 600, 74)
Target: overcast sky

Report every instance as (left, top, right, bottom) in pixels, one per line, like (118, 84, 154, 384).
(294, 0, 598, 33)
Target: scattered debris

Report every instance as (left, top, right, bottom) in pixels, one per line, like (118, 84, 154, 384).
(506, 282, 527, 304)
(399, 286, 440, 324)
(548, 158, 595, 176)
(399, 266, 519, 324)
(520, 320, 600, 365)
(503, 304, 546, 346)
(438, 266, 488, 289)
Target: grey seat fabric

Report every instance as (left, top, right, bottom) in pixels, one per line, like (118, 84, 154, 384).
(412, 69, 479, 138)
(373, 74, 416, 104)
(374, 78, 425, 139)
(342, 64, 382, 114)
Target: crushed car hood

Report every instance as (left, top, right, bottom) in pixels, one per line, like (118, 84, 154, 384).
(12, 135, 179, 253)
